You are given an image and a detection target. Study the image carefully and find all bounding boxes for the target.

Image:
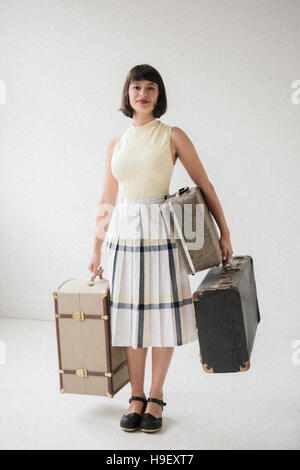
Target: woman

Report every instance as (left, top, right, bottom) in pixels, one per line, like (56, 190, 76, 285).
(88, 64, 233, 433)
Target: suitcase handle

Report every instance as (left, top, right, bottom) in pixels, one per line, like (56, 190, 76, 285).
(88, 265, 104, 286)
(221, 258, 232, 270)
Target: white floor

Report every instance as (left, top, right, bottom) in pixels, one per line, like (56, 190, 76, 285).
(0, 317, 299, 450)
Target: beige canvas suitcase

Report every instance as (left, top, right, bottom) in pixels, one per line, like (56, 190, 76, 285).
(52, 268, 130, 398)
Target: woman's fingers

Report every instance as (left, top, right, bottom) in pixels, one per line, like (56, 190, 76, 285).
(226, 250, 233, 263)
(220, 235, 233, 264)
(88, 264, 94, 274)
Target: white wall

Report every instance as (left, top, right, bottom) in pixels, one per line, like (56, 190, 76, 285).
(0, 0, 299, 322)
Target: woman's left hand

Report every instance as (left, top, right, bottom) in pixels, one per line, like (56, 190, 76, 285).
(219, 232, 233, 264)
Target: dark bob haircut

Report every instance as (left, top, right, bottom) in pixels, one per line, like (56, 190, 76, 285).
(118, 64, 167, 118)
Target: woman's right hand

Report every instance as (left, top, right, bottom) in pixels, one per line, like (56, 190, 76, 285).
(88, 251, 102, 275)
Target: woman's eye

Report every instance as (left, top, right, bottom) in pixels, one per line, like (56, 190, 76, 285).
(133, 86, 155, 91)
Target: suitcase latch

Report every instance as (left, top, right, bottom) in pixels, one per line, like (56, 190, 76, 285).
(75, 369, 88, 378)
(176, 186, 189, 197)
(72, 312, 85, 321)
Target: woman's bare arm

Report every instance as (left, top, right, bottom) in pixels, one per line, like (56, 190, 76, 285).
(171, 127, 230, 236)
(92, 137, 119, 255)
(171, 127, 233, 262)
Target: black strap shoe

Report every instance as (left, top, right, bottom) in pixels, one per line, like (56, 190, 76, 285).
(120, 396, 148, 432)
(140, 397, 167, 433)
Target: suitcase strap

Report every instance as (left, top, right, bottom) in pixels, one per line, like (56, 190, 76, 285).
(59, 360, 127, 379)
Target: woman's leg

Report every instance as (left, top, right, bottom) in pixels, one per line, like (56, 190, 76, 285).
(146, 346, 174, 418)
(124, 346, 148, 415)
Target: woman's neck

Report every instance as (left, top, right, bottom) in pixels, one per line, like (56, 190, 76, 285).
(131, 115, 155, 127)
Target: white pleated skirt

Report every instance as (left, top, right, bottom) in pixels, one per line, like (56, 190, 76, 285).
(100, 192, 198, 349)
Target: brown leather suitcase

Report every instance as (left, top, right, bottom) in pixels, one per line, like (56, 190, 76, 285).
(52, 268, 129, 397)
(193, 255, 260, 373)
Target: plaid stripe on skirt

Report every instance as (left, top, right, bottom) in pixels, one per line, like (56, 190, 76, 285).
(101, 192, 198, 349)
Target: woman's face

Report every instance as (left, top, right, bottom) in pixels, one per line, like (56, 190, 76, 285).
(128, 79, 159, 117)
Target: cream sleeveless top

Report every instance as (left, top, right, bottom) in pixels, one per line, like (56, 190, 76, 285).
(111, 117, 175, 197)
